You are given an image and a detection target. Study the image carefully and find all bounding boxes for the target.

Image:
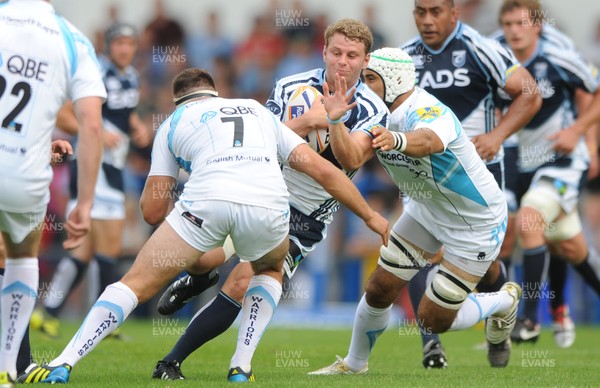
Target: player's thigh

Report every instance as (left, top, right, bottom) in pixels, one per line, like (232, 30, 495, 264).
(122, 221, 203, 302)
(0, 210, 45, 258)
(69, 230, 94, 263)
(250, 237, 289, 276)
(377, 210, 441, 282)
(92, 218, 125, 257)
(551, 230, 588, 263)
(285, 207, 327, 278)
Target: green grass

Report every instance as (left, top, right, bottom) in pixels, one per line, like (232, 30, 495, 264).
(30, 320, 600, 387)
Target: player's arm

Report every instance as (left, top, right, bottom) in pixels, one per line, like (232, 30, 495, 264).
(140, 120, 180, 226)
(323, 73, 376, 170)
(140, 175, 177, 225)
(576, 89, 599, 178)
(285, 100, 328, 138)
(566, 87, 600, 137)
(64, 96, 103, 249)
(56, 101, 79, 135)
(288, 143, 389, 245)
(472, 66, 542, 161)
(371, 126, 444, 157)
(550, 87, 600, 154)
(266, 84, 328, 138)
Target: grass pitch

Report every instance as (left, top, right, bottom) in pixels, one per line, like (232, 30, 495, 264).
(30, 320, 599, 387)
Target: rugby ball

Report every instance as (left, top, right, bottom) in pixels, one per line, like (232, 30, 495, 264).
(285, 85, 330, 154)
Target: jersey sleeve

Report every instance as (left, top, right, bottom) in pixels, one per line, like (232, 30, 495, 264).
(265, 80, 286, 121)
(148, 119, 180, 178)
(64, 21, 107, 103)
(412, 104, 458, 151)
(350, 89, 389, 139)
(547, 45, 599, 93)
(467, 32, 520, 89)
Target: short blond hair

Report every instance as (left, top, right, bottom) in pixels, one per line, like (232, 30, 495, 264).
(499, 0, 544, 26)
(324, 18, 373, 54)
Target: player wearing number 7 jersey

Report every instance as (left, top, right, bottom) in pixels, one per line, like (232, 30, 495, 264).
(0, 0, 106, 385)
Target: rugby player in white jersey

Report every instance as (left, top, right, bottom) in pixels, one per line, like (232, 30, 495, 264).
(401, 0, 541, 368)
(310, 47, 522, 376)
(0, 0, 106, 385)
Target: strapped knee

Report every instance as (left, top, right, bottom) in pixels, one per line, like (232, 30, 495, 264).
(425, 264, 477, 310)
(378, 231, 428, 281)
(543, 210, 582, 241)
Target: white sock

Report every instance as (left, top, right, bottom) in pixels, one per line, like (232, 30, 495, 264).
(449, 291, 514, 330)
(0, 258, 38, 379)
(230, 274, 281, 372)
(49, 282, 138, 367)
(344, 294, 391, 372)
(44, 257, 79, 310)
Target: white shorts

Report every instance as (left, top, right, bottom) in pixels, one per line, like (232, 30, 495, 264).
(67, 197, 125, 221)
(402, 205, 506, 277)
(0, 209, 46, 244)
(166, 199, 289, 262)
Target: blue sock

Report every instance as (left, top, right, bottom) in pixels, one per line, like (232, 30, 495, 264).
(164, 291, 241, 364)
(408, 266, 440, 347)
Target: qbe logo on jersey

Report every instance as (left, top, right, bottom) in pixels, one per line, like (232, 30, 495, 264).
(289, 105, 305, 119)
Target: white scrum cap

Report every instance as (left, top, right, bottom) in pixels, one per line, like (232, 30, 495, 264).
(367, 47, 416, 105)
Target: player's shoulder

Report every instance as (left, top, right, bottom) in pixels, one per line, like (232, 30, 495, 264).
(275, 68, 324, 88)
(217, 97, 271, 115)
(54, 14, 94, 47)
(413, 87, 446, 111)
(541, 40, 581, 62)
(541, 24, 576, 50)
(460, 23, 507, 52)
(356, 81, 388, 112)
(400, 35, 423, 53)
(487, 28, 505, 43)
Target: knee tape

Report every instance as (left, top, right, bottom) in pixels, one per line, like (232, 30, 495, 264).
(425, 264, 477, 310)
(378, 231, 427, 281)
(544, 210, 582, 241)
(520, 182, 562, 223)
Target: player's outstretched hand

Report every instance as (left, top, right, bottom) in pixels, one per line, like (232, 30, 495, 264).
(50, 140, 73, 164)
(63, 203, 92, 249)
(370, 126, 395, 151)
(322, 73, 357, 122)
(364, 210, 390, 246)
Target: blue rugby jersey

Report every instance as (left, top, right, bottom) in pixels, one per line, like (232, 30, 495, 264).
(266, 68, 389, 223)
(402, 22, 520, 164)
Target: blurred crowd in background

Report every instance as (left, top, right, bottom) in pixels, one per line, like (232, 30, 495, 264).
(41, 0, 600, 323)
